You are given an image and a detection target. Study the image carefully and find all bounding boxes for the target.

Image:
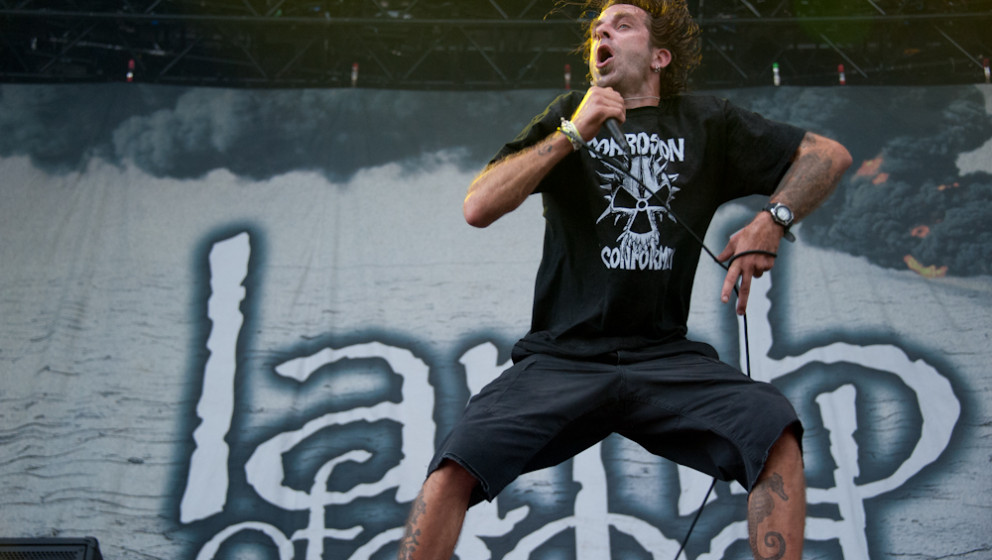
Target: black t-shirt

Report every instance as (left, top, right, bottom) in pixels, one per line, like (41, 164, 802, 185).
(493, 91, 805, 361)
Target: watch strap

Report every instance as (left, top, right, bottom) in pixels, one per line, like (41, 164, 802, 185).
(763, 202, 796, 242)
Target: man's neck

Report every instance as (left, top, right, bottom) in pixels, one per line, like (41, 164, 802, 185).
(623, 94, 662, 109)
(617, 82, 663, 109)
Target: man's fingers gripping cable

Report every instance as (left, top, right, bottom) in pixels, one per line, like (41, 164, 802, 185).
(723, 249, 777, 271)
(723, 250, 777, 302)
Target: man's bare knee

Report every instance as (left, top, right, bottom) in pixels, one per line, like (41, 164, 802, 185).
(427, 460, 478, 495)
(398, 461, 478, 560)
(760, 428, 803, 478)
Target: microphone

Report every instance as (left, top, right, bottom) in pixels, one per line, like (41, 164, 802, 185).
(589, 75, 632, 158)
(603, 117, 632, 161)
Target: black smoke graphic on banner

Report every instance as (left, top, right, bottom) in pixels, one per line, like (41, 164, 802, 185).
(0, 85, 535, 181)
(719, 86, 992, 277)
(1, 84, 989, 275)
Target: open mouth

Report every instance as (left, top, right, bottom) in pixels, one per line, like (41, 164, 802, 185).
(596, 44, 615, 68)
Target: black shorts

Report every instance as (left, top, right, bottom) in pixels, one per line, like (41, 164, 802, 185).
(428, 351, 802, 506)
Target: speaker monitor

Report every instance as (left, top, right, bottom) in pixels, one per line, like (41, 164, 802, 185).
(0, 537, 103, 560)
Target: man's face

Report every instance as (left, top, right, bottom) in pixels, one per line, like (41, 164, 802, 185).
(588, 3, 659, 92)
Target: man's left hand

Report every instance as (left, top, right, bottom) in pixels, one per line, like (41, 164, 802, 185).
(717, 211, 785, 315)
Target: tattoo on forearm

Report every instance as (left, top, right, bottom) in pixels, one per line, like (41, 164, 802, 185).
(397, 490, 427, 559)
(749, 473, 790, 560)
(776, 134, 844, 218)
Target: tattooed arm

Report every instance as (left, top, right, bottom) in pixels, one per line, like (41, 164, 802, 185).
(768, 132, 853, 221)
(718, 132, 852, 314)
(462, 132, 573, 229)
(463, 86, 625, 228)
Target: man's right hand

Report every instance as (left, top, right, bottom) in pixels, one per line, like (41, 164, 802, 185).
(570, 86, 627, 142)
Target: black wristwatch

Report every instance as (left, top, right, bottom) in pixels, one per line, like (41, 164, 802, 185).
(763, 202, 796, 242)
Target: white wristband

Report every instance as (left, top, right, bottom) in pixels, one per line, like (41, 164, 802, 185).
(558, 118, 585, 151)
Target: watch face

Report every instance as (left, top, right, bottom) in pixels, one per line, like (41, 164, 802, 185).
(775, 206, 793, 223)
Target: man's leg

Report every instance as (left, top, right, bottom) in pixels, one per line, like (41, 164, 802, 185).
(397, 460, 478, 560)
(748, 429, 806, 560)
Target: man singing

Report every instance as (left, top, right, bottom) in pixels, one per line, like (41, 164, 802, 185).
(399, 1, 852, 558)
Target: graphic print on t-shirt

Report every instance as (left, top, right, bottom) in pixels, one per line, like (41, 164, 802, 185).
(590, 132, 684, 272)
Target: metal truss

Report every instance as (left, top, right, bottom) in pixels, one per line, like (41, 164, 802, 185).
(1, 0, 990, 90)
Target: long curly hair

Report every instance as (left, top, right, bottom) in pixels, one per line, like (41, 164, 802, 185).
(575, 0, 701, 97)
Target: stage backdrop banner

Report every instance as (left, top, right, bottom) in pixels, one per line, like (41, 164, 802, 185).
(1, 83, 990, 560)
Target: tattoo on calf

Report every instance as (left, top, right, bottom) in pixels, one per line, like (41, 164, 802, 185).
(748, 473, 790, 560)
(397, 491, 427, 559)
